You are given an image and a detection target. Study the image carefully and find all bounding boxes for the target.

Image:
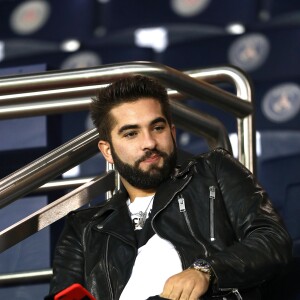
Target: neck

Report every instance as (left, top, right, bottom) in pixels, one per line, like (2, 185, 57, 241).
(121, 178, 156, 202)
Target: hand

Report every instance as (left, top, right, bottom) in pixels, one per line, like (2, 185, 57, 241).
(160, 268, 210, 300)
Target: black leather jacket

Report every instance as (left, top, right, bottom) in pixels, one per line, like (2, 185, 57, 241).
(49, 149, 292, 299)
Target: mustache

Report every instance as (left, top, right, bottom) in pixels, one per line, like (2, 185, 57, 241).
(135, 149, 168, 165)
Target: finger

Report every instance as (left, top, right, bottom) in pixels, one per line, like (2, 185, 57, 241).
(175, 274, 206, 300)
(167, 285, 183, 300)
(162, 279, 193, 300)
(160, 282, 174, 299)
(186, 285, 203, 300)
(176, 279, 196, 300)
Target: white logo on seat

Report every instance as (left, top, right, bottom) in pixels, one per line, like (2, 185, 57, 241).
(262, 83, 300, 123)
(228, 33, 270, 72)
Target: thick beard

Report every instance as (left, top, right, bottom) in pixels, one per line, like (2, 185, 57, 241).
(110, 141, 177, 190)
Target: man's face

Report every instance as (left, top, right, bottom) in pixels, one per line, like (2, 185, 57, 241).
(99, 98, 177, 190)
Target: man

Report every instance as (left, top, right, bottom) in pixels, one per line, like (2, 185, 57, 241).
(49, 75, 292, 300)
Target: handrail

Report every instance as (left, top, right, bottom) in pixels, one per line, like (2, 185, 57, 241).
(36, 177, 95, 192)
(171, 100, 232, 152)
(0, 171, 115, 252)
(0, 129, 99, 208)
(0, 102, 231, 208)
(185, 66, 255, 176)
(0, 61, 253, 170)
(0, 62, 251, 118)
(0, 269, 52, 286)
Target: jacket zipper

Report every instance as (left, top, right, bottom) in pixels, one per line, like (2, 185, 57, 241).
(179, 192, 243, 299)
(151, 176, 193, 268)
(177, 194, 208, 257)
(209, 186, 215, 242)
(105, 235, 114, 300)
(179, 186, 243, 300)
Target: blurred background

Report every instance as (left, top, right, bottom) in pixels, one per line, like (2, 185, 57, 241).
(0, 0, 300, 299)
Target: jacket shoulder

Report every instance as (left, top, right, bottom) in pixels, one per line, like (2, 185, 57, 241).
(196, 147, 232, 160)
(180, 147, 233, 169)
(66, 190, 128, 226)
(66, 204, 106, 230)
(178, 147, 250, 179)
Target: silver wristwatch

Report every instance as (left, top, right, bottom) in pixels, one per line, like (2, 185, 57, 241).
(190, 259, 212, 280)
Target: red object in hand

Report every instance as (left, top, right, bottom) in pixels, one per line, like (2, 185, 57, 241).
(54, 283, 95, 300)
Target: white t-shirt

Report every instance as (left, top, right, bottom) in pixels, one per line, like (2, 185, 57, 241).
(119, 196, 183, 300)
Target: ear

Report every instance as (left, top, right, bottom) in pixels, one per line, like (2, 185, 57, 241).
(171, 124, 176, 142)
(98, 140, 114, 164)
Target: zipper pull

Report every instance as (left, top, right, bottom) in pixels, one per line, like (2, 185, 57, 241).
(178, 195, 186, 212)
(232, 289, 243, 300)
(209, 186, 215, 199)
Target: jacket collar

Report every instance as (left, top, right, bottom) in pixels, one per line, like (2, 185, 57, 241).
(151, 167, 193, 217)
(89, 157, 197, 245)
(172, 157, 197, 179)
(91, 191, 136, 247)
(151, 158, 197, 217)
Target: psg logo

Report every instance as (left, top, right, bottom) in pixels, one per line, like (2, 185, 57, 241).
(262, 83, 300, 123)
(10, 0, 50, 35)
(228, 33, 270, 72)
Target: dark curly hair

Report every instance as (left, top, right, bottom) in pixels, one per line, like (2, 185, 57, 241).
(90, 75, 172, 142)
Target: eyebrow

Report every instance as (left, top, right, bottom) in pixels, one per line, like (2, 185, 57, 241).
(117, 117, 167, 135)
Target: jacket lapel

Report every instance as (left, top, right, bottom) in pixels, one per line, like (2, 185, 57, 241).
(151, 166, 194, 217)
(89, 158, 196, 246)
(91, 191, 136, 247)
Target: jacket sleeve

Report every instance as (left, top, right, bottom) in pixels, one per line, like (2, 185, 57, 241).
(205, 148, 293, 290)
(49, 212, 85, 295)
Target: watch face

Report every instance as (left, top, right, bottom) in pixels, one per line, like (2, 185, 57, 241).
(193, 259, 211, 272)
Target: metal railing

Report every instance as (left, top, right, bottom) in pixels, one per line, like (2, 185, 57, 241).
(0, 61, 254, 284)
(0, 171, 116, 252)
(0, 61, 253, 169)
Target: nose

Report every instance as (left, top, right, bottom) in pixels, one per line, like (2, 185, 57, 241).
(141, 131, 157, 150)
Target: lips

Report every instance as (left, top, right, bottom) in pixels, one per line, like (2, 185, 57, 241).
(143, 154, 160, 163)
(136, 150, 166, 167)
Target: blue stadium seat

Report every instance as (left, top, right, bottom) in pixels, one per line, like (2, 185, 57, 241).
(258, 152, 300, 257)
(256, 129, 300, 299)
(0, 44, 155, 71)
(158, 26, 300, 81)
(265, 0, 300, 21)
(258, 151, 300, 299)
(98, 0, 259, 32)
